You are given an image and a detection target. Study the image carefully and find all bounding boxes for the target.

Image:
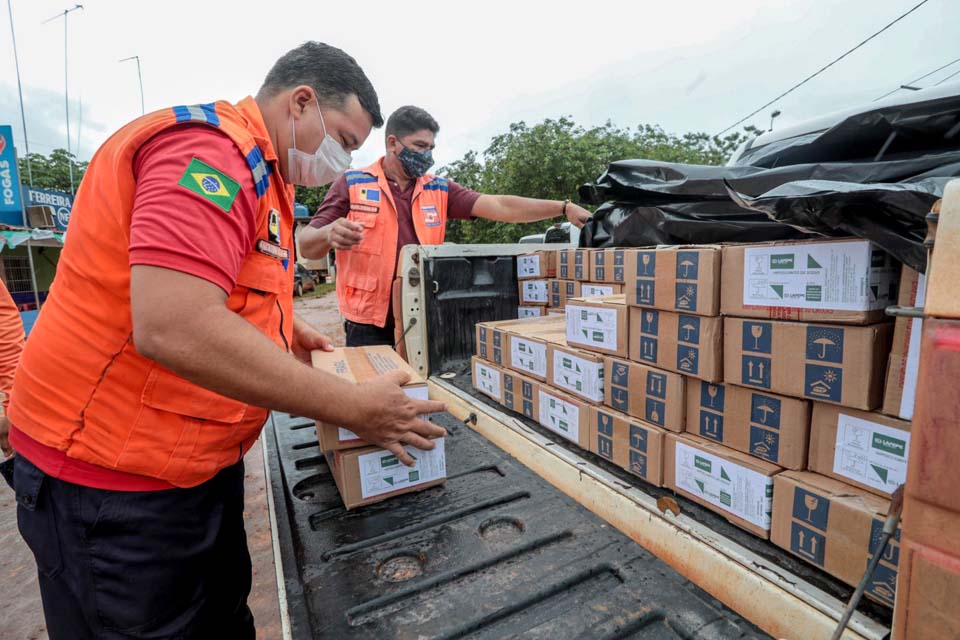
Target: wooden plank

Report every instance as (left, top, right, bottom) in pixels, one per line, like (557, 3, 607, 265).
(430, 377, 888, 640)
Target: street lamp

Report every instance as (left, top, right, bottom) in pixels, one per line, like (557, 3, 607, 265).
(119, 55, 145, 115)
(43, 3, 84, 194)
(768, 109, 782, 133)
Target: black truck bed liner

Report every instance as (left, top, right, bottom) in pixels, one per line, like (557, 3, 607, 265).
(266, 409, 770, 639)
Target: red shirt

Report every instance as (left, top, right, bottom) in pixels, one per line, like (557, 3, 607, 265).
(13, 124, 260, 491)
(310, 169, 480, 262)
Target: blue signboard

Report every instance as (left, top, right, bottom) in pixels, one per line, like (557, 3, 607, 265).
(22, 186, 73, 231)
(0, 125, 25, 226)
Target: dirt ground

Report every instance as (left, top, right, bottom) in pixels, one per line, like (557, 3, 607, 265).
(0, 291, 344, 640)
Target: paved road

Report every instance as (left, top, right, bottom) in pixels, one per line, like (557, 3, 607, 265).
(0, 291, 343, 640)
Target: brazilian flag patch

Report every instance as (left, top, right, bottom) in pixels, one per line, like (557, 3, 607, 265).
(177, 157, 241, 213)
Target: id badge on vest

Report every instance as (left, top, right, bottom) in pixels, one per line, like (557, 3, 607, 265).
(257, 208, 290, 269)
(422, 204, 441, 227)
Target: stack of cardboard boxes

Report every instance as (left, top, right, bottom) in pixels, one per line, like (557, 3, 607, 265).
(517, 250, 556, 317)
(312, 346, 447, 509)
(477, 239, 913, 608)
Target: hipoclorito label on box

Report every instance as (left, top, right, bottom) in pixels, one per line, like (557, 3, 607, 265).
(474, 359, 502, 400)
(675, 440, 774, 530)
(539, 389, 581, 442)
(511, 336, 548, 378)
(520, 280, 549, 304)
(566, 305, 619, 352)
(743, 242, 897, 311)
(358, 438, 446, 499)
(517, 254, 542, 278)
(833, 412, 911, 494)
(581, 283, 617, 297)
(552, 350, 604, 402)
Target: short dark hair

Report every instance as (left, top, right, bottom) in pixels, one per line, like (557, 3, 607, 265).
(259, 42, 383, 127)
(385, 106, 439, 139)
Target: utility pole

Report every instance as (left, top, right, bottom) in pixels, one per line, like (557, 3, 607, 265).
(119, 55, 145, 115)
(7, 0, 32, 184)
(44, 3, 83, 194)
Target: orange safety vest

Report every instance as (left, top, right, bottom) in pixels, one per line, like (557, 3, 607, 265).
(8, 97, 295, 488)
(336, 160, 448, 327)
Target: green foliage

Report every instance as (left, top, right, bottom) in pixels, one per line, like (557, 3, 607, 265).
(441, 117, 748, 244)
(294, 184, 330, 215)
(18, 149, 88, 192)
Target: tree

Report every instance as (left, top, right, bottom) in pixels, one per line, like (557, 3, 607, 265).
(18, 149, 88, 192)
(294, 184, 330, 215)
(441, 117, 748, 244)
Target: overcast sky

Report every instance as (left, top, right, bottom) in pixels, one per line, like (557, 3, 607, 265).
(1, 0, 957, 172)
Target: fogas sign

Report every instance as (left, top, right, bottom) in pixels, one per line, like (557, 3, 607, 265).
(22, 186, 73, 230)
(0, 125, 24, 220)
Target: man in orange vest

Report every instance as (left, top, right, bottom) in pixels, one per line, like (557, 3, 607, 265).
(6, 43, 445, 639)
(298, 106, 593, 346)
(0, 277, 25, 486)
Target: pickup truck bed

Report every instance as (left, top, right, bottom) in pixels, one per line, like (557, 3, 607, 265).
(265, 408, 769, 639)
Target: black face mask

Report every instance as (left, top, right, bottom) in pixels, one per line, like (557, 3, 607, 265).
(397, 144, 434, 178)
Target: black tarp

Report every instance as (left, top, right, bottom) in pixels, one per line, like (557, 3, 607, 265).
(578, 88, 960, 272)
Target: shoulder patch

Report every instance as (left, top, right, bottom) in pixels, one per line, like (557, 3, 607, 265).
(177, 157, 241, 212)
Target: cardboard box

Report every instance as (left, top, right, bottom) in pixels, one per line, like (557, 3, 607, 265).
(588, 248, 630, 283)
(518, 305, 547, 318)
(548, 344, 604, 404)
(519, 279, 550, 305)
(558, 248, 597, 281)
(684, 379, 810, 469)
(517, 250, 557, 280)
(628, 307, 723, 382)
(312, 346, 429, 451)
(923, 182, 960, 318)
(603, 356, 685, 432)
(664, 433, 780, 538)
(624, 245, 722, 316)
(808, 403, 911, 498)
(473, 356, 506, 403)
(537, 385, 592, 449)
(475, 317, 562, 365)
(503, 369, 540, 420)
(771, 471, 900, 608)
(565, 295, 629, 357)
(549, 279, 580, 308)
(723, 317, 892, 410)
(882, 266, 925, 419)
(591, 406, 666, 486)
(471, 358, 540, 420)
(721, 239, 900, 324)
(505, 320, 568, 381)
(325, 439, 447, 509)
(579, 282, 623, 297)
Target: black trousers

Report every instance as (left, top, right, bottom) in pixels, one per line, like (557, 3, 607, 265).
(14, 455, 255, 640)
(344, 319, 395, 347)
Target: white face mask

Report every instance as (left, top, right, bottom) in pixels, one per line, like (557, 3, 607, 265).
(287, 102, 352, 187)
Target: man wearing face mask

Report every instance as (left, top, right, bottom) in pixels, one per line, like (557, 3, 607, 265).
(299, 106, 594, 347)
(5, 42, 447, 639)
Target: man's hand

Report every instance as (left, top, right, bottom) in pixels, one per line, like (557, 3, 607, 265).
(0, 416, 13, 459)
(346, 370, 447, 466)
(292, 315, 335, 364)
(564, 202, 593, 228)
(326, 218, 365, 250)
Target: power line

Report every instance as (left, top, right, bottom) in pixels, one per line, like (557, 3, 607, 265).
(715, 0, 934, 136)
(935, 66, 960, 86)
(874, 55, 960, 100)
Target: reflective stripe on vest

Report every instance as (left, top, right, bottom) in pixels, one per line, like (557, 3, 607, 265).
(7, 97, 295, 488)
(335, 160, 448, 327)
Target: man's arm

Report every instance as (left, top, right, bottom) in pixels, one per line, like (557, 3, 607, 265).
(0, 280, 24, 458)
(299, 176, 365, 258)
(471, 194, 593, 228)
(131, 266, 445, 465)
